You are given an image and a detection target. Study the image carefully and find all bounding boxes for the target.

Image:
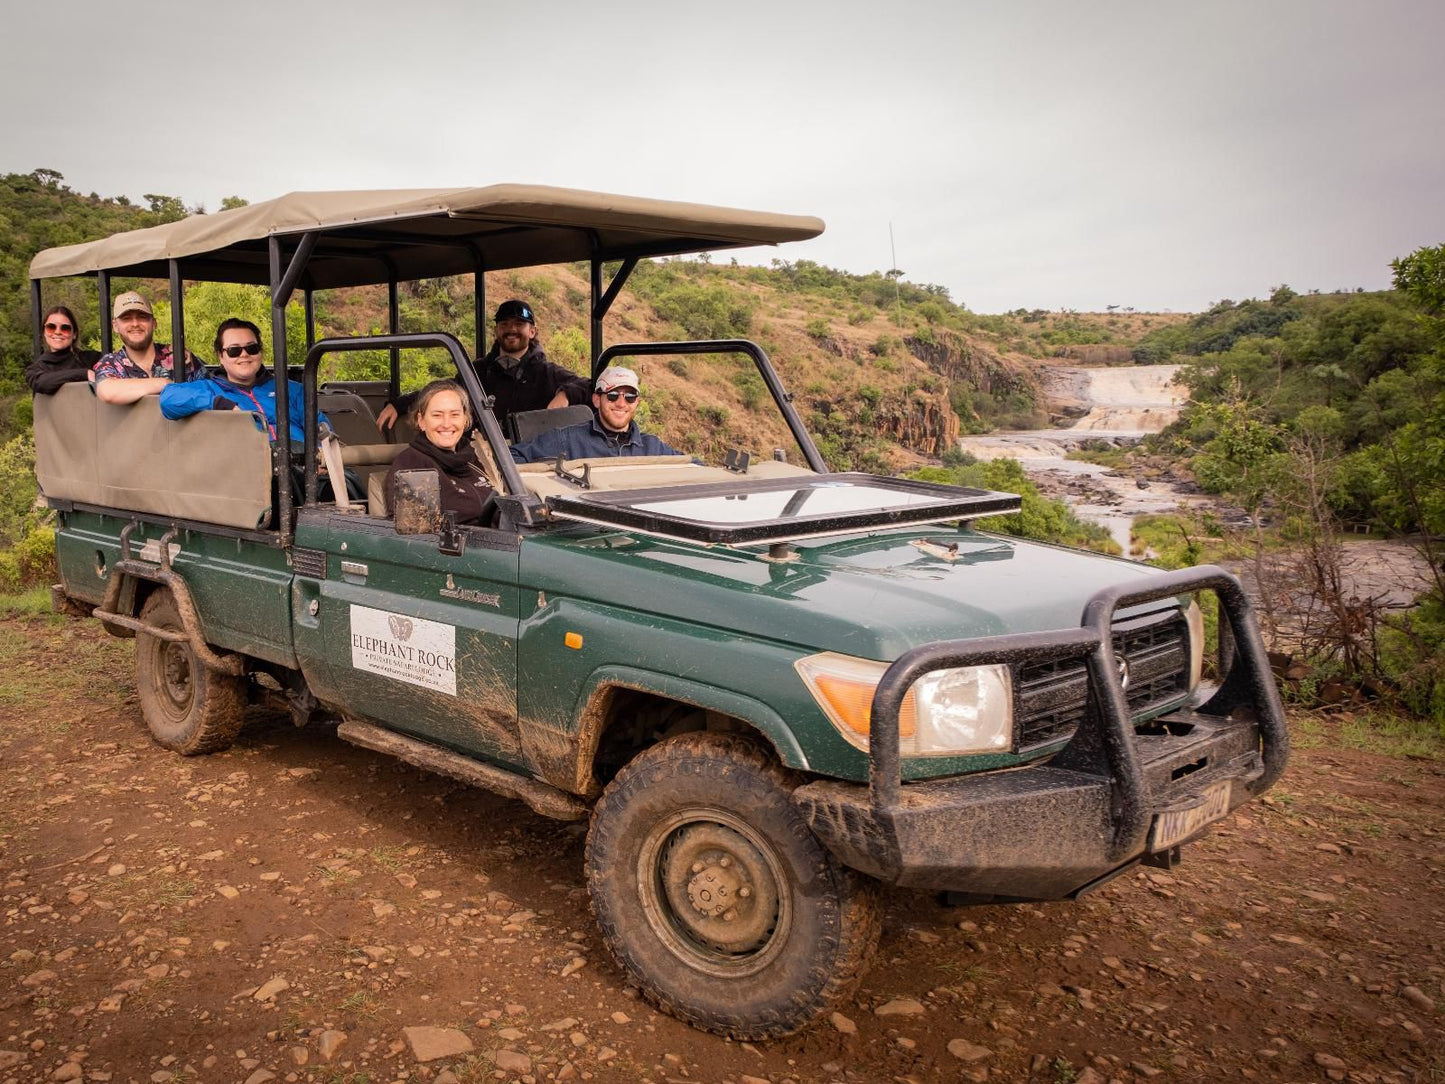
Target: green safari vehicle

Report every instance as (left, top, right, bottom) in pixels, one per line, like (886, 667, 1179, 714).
(30, 186, 1288, 1039)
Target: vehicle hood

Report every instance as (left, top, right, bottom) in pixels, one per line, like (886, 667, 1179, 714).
(522, 526, 1169, 660)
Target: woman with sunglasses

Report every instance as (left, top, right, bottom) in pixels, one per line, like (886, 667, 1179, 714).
(25, 305, 101, 394)
(158, 318, 325, 442)
(385, 379, 494, 525)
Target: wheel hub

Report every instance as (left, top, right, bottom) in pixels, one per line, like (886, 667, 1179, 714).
(685, 862, 743, 918)
(161, 643, 194, 710)
(657, 822, 780, 956)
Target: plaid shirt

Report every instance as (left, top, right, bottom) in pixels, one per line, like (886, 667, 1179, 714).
(92, 343, 202, 383)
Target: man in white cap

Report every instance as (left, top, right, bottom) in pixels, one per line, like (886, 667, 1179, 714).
(92, 291, 203, 404)
(509, 365, 681, 462)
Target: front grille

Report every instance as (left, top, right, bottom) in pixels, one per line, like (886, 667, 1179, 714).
(1015, 610, 1190, 750)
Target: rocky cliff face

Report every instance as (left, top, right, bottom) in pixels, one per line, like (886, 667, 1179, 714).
(875, 391, 959, 456)
(906, 333, 1034, 399)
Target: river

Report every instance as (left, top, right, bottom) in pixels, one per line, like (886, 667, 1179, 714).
(956, 365, 1195, 553)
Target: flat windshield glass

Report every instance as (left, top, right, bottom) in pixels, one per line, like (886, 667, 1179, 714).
(632, 480, 948, 525)
(545, 473, 1022, 545)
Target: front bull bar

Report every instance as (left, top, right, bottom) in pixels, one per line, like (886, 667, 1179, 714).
(868, 565, 1289, 862)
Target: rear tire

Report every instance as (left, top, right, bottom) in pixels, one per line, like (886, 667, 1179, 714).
(134, 590, 245, 755)
(586, 732, 880, 1039)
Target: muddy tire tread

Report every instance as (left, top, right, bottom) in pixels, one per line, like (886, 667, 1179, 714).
(586, 731, 881, 1040)
(134, 590, 245, 756)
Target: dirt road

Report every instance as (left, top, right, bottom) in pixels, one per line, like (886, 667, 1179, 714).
(2, 616, 1441, 1084)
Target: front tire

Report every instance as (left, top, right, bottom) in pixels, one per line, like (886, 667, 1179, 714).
(134, 590, 245, 755)
(586, 732, 880, 1039)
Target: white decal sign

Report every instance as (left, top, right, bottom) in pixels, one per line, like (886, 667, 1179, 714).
(349, 605, 457, 695)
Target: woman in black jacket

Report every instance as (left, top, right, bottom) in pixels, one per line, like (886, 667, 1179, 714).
(26, 305, 100, 394)
(385, 380, 495, 525)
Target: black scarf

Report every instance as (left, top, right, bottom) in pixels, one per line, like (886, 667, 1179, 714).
(409, 432, 481, 477)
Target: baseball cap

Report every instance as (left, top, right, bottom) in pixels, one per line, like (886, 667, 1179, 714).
(494, 299, 534, 324)
(595, 366, 640, 393)
(112, 291, 153, 319)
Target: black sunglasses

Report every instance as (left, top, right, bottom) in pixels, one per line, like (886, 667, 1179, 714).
(45, 322, 74, 333)
(603, 389, 638, 403)
(221, 343, 263, 358)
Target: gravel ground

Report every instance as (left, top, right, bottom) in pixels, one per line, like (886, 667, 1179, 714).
(2, 616, 1441, 1084)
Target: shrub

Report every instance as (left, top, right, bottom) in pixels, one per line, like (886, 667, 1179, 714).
(805, 317, 830, 340)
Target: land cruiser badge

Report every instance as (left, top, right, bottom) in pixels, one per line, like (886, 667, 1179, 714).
(440, 573, 501, 608)
(350, 604, 456, 695)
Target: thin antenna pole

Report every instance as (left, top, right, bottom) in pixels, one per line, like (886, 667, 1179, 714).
(889, 222, 903, 327)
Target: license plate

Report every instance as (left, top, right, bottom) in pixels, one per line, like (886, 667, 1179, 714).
(1149, 780, 1232, 851)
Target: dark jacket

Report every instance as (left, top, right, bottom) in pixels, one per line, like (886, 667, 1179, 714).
(26, 348, 100, 395)
(386, 436, 495, 525)
(510, 414, 682, 463)
(389, 343, 589, 429)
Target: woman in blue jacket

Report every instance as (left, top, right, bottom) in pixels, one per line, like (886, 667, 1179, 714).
(159, 318, 325, 442)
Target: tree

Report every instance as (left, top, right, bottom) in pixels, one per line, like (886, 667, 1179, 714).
(1392, 243, 1445, 317)
(219, 196, 249, 211)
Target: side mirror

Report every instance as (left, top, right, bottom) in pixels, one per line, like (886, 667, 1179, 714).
(392, 469, 442, 535)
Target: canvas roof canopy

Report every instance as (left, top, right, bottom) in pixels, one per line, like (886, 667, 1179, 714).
(28, 184, 825, 289)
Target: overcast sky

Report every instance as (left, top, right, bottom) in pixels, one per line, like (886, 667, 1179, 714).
(3, 0, 1441, 312)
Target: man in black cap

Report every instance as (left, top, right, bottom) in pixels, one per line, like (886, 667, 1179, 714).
(377, 299, 589, 433)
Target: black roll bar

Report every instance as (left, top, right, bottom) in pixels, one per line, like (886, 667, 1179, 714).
(869, 565, 1289, 858)
(595, 339, 828, 474)
(298, 333, 527, 507)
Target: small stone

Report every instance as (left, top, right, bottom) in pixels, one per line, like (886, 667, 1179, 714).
(895, 1036, 917, 1050)
(217, 886, 240, 900)
(395, 873, 417, 888)
(739, 1076, 770, 1084)
(947, 1039, 992, 1062)
(372, 902, 396, 919)
(540, 1018, 580, 1032)
(1314, 1053, 1347, 1070)
(286, 1046, 308, 1067)
(559, 956, 587, 977)
(253, 977, 290, 1002)
(51, 1063, 83, 1081)
(596, 1047, 617, 1062)
(830, 1012, 857, 1034)
(144, 964, 170, 980)
(610, 1012, 630, 1025)
(0, 1052, 25, 1071)
(22, 970, 58, 987)
(494, 1049, 531, 1073)
(403, 1026, 474, 1062)
(1401, 986, 1435, 1012)
(317, 1031, 346, 1062)
(242, 1071, 275, 1084)
(97, 995, 125, 1013)
(287, 767, 320, 780)
(496, 1028, 524, 1041)
(258, 872, 281, 882)
(1074, 1069, 1106, 1084)
(1130, 1062, 1163, 1078)
(107, 864, 126, 877)
(874, 997, 926, 1016)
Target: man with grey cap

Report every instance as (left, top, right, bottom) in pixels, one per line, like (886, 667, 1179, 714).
(510, 365, 682, 462)
(92, 291, 203, 404)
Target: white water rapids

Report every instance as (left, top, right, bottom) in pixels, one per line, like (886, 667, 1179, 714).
(957, 365, 1193, 553)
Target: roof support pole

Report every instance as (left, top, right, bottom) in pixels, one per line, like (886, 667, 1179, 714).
(304, 289, 316, 350)
(589, 259, 603, 375)
(97, 271, 112, 354)
(269, 230, 317, 538)
(469, 244, 486, 363)
(588, 256, 638, 378)
(388, 277, 400, 388)
(168, 260, 187, 383)
(30, 279, 42, 356)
